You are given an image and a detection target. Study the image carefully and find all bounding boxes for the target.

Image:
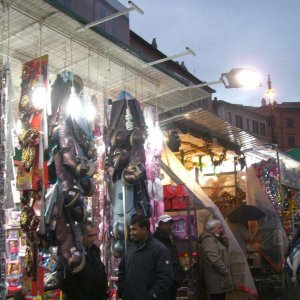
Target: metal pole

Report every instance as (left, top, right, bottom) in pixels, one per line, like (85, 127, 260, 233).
(275, 145, 284, 226)
(234, 157, 238, 198)
(122, 185, 128, 255)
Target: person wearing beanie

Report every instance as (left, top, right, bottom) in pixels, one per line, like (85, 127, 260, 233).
(153, 215, 184, 300)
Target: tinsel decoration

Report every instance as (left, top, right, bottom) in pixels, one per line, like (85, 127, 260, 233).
(92, 94, 111, 271)
(253, 158, 281, 213)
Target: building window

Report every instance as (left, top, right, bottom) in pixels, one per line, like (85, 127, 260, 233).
(236, 115, 243, 129)
(287, 118, 294, 128)
(246, 118, 250, 131)
(260, 123, 266, 136)
(288, 136, 295, 147)
(227, 112, 232, 124)
(253, 120, 259, 134)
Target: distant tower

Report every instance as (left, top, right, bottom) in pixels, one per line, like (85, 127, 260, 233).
(266, 74, 275, 106)
(261, 98, 267, 106)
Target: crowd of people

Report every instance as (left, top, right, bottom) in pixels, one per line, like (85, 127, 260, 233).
(56, 214, 236, 300)
(54, 211, 300, 300)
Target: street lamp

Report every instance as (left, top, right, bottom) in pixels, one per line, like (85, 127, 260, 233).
(181, 68, 262, 91)
(145, 68, 262, 106)
(266, 74, 276, 144)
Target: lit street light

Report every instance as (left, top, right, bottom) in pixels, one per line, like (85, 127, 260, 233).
(181, 67, 262, 91)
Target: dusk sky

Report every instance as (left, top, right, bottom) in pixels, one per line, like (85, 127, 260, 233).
(118, 0, 300, 107)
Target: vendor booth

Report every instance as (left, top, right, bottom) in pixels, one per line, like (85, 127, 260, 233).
(0, 1, 214, 299)
(0, 1, 289, 300)
(158, 109, 300, 299)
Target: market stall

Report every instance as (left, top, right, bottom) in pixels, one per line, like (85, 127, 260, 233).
(159, 129, 258, 299)
(245, 145, 300, 237)
(0, 1, 214, 299)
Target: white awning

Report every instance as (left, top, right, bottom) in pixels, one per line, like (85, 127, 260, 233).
(4, 0, 210, 113)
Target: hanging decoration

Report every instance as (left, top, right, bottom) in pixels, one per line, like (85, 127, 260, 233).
(107, 90, 151, 257)
(45, 71, 96, 274)
(252, 158, 281, 213)
(176, 138, 227, 170)
(16, 54, 50, 281)
(91, 93, 110, 260)
(144, 106, 164, 232)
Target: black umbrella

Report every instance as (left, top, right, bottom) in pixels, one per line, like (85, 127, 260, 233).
(227, 204, 265, 223)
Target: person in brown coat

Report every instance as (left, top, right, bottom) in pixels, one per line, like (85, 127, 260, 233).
(198, 219, 234, 300)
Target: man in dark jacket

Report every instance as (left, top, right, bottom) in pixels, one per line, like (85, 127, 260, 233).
(117, 214, 174, 300)
(57, 220, 108, 300)
(153, 214, 184, 300)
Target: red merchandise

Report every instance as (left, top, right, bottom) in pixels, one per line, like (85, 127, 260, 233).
(163, 184, 189, 210)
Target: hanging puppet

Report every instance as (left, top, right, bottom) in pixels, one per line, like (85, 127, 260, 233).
(45, 72, 96, 273)
(108, 91, 151, 257)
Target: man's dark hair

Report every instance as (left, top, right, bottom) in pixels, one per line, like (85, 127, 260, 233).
(77, 220, 95, 235)
(130, 214, 150, 231)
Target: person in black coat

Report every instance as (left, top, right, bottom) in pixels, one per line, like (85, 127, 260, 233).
(117, 214, 174, 300)
(153, 214, 184, 300)
(57, 220, 108, 300)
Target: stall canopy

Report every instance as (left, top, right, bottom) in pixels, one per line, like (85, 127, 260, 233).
(161, 144, 257, 296)
(161, 109, 267, 153)
(285, 148, 300, 162)
(245, 145, 300, 190)
(4, 0, 211, 114)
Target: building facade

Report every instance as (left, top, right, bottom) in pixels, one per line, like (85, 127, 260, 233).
(49, 0, 130, 45)
(212, 98, 269, 142)
(255, 101, 300, 152)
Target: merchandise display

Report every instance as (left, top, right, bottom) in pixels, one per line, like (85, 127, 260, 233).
(1, 57, 11, 298)
(144, 106, 164, 231)
(108, 91, 151, 258)
(3, 2, 300, 300)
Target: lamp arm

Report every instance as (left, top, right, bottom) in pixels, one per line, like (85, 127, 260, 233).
(181, 79, 223, 91)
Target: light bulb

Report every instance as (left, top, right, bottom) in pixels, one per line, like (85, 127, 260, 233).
(236, 69, 261, 88)
(15, 119, 22, 136)
(31, 74, 47, 110)
(67, 86, 83, 119)
(84, 96, 96, 122)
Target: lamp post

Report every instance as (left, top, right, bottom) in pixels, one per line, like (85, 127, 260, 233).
(181, 68, 262, 91)
(159, 68, 262, 125)
(266, 74, 276, 144)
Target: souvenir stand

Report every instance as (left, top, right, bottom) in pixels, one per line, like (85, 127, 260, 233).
(243, 146, 300, 298)
(158, 110, 264, 300)
(246, 146, 300, 236)
(0, 1, 219, 299)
